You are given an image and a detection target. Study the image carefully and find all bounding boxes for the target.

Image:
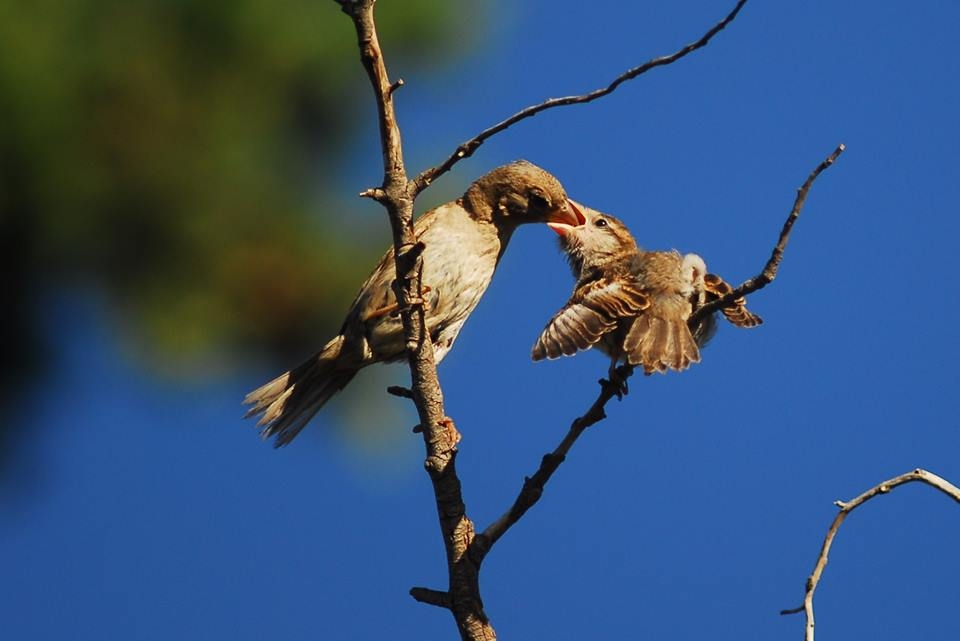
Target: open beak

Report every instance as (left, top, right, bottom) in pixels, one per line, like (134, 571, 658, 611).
(546, 198, 586, 236)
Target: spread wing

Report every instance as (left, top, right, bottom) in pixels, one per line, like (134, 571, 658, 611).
(702, 273, 763, 328)
(532, 277, 650, 360)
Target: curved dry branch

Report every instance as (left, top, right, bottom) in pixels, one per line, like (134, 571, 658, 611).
(690, 143, 845, 326)
(411, 0, 750, 195)
(781, 468, 960, 641)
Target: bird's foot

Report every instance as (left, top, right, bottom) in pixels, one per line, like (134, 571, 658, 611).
(402, 285, 433, 310)
(365, 285, 433, 320)
(600, 364, 633, 400)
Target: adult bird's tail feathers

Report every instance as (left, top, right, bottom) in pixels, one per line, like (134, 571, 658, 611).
(624, 314, 700, 374)
(243, 335, 357, 447)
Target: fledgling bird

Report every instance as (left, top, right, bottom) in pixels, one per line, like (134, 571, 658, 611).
(532, 204, 761, 377)
(245, 161, 585, 446)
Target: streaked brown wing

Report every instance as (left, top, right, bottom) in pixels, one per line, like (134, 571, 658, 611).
(532, 278, 649, 360)
(703, 273, 763, 328)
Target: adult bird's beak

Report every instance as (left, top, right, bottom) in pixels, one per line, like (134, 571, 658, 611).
(546, 199, 586, 236)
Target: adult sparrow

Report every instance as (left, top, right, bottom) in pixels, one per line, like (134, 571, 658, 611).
(532, 205, 761, 376)
(246, 161, 585, 446)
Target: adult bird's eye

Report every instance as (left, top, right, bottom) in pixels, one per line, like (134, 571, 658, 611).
(527, 189, 549, 209)
(594, 218, 608, 228)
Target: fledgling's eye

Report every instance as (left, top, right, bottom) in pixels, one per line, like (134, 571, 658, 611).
(594, 218, 608, 228)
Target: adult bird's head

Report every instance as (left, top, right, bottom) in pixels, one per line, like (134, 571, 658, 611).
(461, 160, 586, 230)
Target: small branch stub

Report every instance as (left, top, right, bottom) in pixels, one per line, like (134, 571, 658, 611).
(387, 385, 415, 399)
(411, 587, 453, 609)
(359, 187, 388, 202)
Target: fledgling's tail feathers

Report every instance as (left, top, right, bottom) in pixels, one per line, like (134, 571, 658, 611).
(243, 335, 357, 447)
(623, 314, 700, 374)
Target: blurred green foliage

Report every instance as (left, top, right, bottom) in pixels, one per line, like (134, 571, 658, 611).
(0, 0, 483, 468)
(0, 0, 479, 366)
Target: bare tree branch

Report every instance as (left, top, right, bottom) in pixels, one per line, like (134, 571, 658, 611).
(690, 143, 846, 326)
(336, 2, 492, 640)
(781, 469, 960, 641)
(471, 368, 633, 562)
(411, 0, 750, 195)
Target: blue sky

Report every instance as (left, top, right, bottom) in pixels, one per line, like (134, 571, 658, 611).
(3, 1, 960, 640)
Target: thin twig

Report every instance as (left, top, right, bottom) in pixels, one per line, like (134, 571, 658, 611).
(781, 468, 960, 641)
(411, 0, 750, 195)
(470, 367, 634, 563)
(690, 143, 846, 326)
